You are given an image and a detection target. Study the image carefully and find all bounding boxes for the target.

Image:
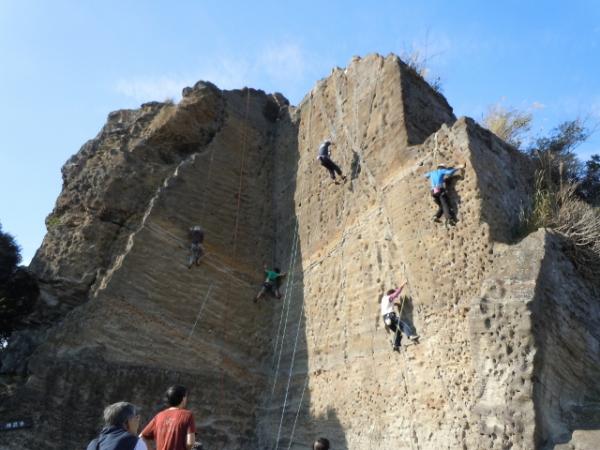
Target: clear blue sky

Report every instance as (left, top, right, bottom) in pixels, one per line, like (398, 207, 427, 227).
(1, 0, 599, 263)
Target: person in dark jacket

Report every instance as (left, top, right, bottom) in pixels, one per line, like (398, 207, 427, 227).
(313, 437, 330, 450)
(187, 225, 205, 268)
(87, 402, 146, 450)
(317, 139, 346, 184)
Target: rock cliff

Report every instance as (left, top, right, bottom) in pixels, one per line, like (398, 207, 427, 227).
(1, 54, 599, 450)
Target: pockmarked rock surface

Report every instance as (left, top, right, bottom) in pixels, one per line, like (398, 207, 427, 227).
(1, 54, 599, 450)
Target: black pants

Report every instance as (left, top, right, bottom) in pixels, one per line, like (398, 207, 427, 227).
(319, 157, 343, 179)
(432, 189, 454, 221)
(384, 313, 414, 348)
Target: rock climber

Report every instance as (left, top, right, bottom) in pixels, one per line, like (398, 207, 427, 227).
(424, 163, 466, 225)
(317, 139, 346, 184)
(140, 385, 196, 450)
(313, 437, 330, 450)
(86, 402, 146, 450)
(381, 282, 419, 352)
(254, 264, 287, 303)
(187, 225, 205, 268)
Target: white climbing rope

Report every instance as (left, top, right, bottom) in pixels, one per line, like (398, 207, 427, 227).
(271, 223, 301, 396)
(274, 287, 306, 450)
(272, 223, 300, 369)
(285, 375, 309, 450)
(187, 283, 215, 340)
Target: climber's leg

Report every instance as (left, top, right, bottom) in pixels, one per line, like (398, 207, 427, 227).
(254, 284, 268, 303)
(329, 159, 347, 182)
(273, 286, 282, 299)
(388, 314, 402, 350)
(399, 320, 419, 341)
(320, 158, 338, 180)
(439, 191, 455, 224)
(392, 323, 402, 350)
(188, 243, 200, 269)
(432, 192, 444, 221)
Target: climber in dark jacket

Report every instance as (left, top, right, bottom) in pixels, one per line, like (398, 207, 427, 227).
(313, 437, 331, 450)
(86, 402, 146, 450)
(187, 225, 205, 268)
(317, 139, 346, 184)
(424, 163, 466, 225)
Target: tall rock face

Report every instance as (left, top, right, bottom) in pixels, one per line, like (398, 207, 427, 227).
(1, 54, 599, 450)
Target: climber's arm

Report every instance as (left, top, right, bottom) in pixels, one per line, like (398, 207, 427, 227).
(390, 282, 407, 302)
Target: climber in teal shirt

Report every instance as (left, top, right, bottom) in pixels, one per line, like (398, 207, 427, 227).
(424, 163, 465, 224)
(254, 264, 287, 303)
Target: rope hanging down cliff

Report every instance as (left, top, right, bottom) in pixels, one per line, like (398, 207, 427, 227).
(232, 88, 251, 257)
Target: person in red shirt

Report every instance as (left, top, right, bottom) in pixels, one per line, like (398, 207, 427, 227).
(140, 385, 196, 450)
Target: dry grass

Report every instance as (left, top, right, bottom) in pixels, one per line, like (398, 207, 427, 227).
(520, 170, 600, 277)
(148, 102, 177, 134)
(401, 50, 443, 93)
(483, 104, 532, 148)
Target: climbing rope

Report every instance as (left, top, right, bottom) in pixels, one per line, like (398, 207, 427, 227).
(200, 144, 217, 217)
(271, 223, 300, 369)
(274, 290, 305, 450)
(187, 283, 215, 340)
(341, 62, 423, 450)
(232, 88, 251, 257)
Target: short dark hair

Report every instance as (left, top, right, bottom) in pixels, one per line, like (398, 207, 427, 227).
(386, 289, 396, 295)
(103, 402, 139, 428)
(165, 385, 187, 407)
(314, 437, 330, 450)
(274, 267, 281, 273)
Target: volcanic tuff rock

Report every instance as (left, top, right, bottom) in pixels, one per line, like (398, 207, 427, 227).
(1, 54, 599, 450)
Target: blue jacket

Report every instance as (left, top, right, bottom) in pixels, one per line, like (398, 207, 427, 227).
(425, 168, 457, 189)
(86, 426, 139, 450)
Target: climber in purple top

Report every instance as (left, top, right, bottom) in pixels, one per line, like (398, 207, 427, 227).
(317, 139, 346, 184)
(424, 163, 466, 225)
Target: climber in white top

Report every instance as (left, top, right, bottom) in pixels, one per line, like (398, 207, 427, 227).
(380, 281, 419, 351)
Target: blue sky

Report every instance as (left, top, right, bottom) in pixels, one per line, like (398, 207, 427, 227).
(1, 0, 599, 263)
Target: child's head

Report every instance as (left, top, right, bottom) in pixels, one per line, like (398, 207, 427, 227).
(386, 288, 396, 295)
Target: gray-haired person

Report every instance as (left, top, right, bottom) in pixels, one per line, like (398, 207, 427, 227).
(313, 437, 330, 450)
(187, 225, 205, 268)
(86, 402, 147, 450)
(317, 140, 346, 184)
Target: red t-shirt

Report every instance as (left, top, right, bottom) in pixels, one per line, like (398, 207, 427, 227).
(141, 408, 196, 450)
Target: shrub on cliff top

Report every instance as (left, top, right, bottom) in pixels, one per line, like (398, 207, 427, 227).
(0, 223, 38, 341)
(519, 171, 600, 278)
(483, 104, 532, 148)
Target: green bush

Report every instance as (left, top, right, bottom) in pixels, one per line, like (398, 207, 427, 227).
(519, 171, 600, 278)
(0, 223, 38, 341)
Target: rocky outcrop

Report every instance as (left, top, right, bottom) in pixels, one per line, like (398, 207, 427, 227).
(1, 54, 599, 450)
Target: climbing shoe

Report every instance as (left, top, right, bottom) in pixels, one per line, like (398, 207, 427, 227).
(409, 335, 419, 341)
(433, 216, 442, 223)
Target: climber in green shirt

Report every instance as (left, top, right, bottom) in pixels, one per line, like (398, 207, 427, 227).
(253, 264, 287, 303)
